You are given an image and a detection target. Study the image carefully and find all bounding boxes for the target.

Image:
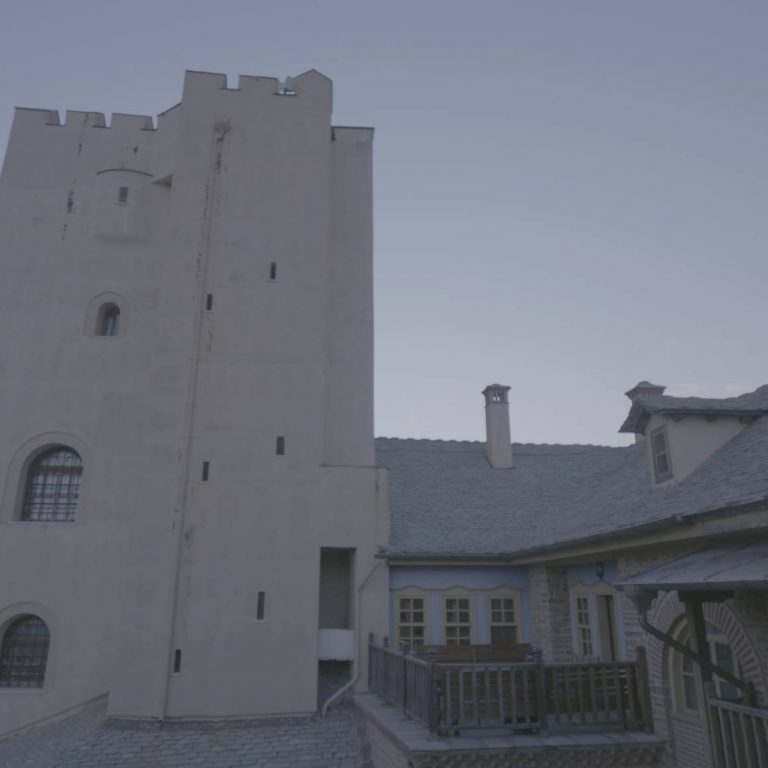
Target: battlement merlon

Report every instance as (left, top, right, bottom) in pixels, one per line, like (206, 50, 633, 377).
(10, 108, 156, 131)
(181, 69, 333, 111)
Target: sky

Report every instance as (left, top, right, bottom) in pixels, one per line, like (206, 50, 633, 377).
(1, 1, 766, 446)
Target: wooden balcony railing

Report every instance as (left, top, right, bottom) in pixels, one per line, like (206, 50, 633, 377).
(709, 697, 768, 768)
(368, 642, 653, 735)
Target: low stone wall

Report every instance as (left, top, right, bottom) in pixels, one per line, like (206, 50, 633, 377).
(357, 693, 665, 768)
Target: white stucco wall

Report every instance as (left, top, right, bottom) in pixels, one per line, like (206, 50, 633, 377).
(646, 414, 747, 488)
(0, 69, 386, 733)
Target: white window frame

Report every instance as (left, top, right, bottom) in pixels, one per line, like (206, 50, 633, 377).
(394, 590, 429, 651)
(650, 425, 673, 483)
(570, 583, 621, 662)
(486, 588, 520, 645)
(443, 592, 475, 646)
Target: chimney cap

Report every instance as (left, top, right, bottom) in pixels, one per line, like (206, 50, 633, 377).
(482, 383, 510, 405)
(625, 381, 666, 401)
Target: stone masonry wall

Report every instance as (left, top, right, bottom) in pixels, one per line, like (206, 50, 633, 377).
(362, 714, 663, 768)
(362, 715, 409, 768)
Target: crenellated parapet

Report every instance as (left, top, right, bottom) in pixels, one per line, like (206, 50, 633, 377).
(1, 69, 343, 194)
(12, 108, 155, 131)
(180, 69, 332, 111)
(8, 68, 333, 148)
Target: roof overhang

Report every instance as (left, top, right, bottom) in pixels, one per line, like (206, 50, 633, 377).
(617, 541, 768, 594)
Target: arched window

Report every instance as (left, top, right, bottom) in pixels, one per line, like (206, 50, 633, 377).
(670, 619, 743, 712)
(96, 303, 120, 336)
(21, 447, 82, 522)
(0, 615, 50, 688)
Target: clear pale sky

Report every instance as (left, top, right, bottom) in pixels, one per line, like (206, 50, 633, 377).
(2, 1, 766, 446)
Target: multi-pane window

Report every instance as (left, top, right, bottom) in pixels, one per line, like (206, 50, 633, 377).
(489, 597, 517, 644)
(445, 597, 471, 645)
(651, 427, 672, 482)
(575, 596, 593, 657)
(0, 615, 50, 688)
(21, 447, 82, 522)
(680, 641, 698, 710)
(397, 597, 425, 649)
(712, 640, 740, 701)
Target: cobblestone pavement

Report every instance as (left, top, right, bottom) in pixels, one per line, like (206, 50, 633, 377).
(0, 698, 366, 768)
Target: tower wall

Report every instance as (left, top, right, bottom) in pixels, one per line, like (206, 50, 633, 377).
(0, 69, 386, 731)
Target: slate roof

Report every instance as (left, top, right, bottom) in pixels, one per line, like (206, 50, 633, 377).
(0, 697, 365, 768)
(377, 412, 768, 559)
(619, 384, 768, 433)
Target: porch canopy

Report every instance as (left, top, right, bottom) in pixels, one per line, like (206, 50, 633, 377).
(618, 541, 768, 595)
(618, 541, 768, 707)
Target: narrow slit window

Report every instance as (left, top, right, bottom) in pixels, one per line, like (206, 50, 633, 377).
(276, 437, 285, 455)
(173, 649, 182, 674)
(257, 591, 265, 620)
(269, 262, 277, 280)
(118, 186, 129, 203)
(202, 461, 210, 481)
(96, 303, 120, 337)
(205, 293, 213, 312)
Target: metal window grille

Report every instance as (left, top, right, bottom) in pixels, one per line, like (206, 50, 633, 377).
(0, 615, 50, 688)
(22, 447, 82, 522)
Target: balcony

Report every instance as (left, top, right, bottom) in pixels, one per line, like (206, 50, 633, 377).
(362, 642, 665, 767)
(318, 628, 355, 661)
(369, 642, 654, 735)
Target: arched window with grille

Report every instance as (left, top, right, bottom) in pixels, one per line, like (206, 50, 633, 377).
(96, 303, 120, 336)
(21, 446, 82, 522)
(0, 615, 50, 688)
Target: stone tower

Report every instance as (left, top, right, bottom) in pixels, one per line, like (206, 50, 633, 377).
(0, 70, 387, 733)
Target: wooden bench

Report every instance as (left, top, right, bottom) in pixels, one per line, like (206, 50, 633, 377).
(410, 643, 538, 664)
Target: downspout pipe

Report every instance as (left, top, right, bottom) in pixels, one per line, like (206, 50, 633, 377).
(321, 558, 385, 716)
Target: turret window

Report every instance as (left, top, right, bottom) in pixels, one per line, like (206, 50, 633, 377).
(96, 303, 120, 337)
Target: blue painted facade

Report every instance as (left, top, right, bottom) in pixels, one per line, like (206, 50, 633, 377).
(389, 565, 530, 646)
(566, 561, 619, 589)
(565, 561, 626, 660)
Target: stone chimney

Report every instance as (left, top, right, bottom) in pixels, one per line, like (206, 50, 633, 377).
(482, 384, 513, 468)
(624, 381, 666, 443)
(625, 381, 666, 401)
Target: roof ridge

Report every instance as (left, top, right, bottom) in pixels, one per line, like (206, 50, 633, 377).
(375, 436, 629, 450)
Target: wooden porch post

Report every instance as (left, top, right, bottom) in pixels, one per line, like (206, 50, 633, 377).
(683, 596, 714, 768)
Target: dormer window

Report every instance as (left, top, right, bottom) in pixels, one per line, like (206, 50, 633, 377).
(651, 426, 672, 483)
